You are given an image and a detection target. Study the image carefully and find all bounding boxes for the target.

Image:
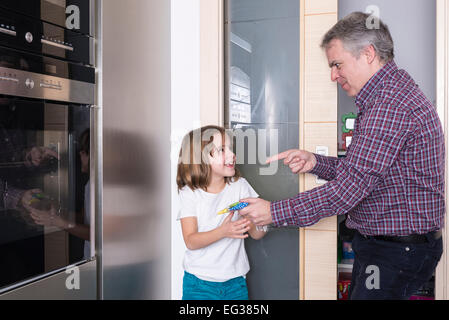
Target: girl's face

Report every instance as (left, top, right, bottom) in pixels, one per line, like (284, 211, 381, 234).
(208, 133, 236, 179)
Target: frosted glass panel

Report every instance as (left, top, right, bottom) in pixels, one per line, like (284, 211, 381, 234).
(225, 0, 300, 300)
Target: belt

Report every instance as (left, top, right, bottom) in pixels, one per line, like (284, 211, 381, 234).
(362, 230, 442, 244)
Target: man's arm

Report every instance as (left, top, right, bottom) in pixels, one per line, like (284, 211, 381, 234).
(309, 153, 339, 182)
(270, 106, 412, 228)
(240, 150, 339, 226)
(242, 103, 412, 228)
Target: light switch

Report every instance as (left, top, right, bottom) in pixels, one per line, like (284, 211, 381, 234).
(315, 146, 328, 184)
(316, 146, 329, 156)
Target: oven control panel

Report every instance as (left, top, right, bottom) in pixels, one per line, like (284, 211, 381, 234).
(0, 71, 19, 83)
(0, 66, 94, 105)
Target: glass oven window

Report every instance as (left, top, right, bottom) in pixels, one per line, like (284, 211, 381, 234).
(0, 97, 92, 290)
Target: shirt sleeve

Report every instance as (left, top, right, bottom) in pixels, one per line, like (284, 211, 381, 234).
(176, 187, 198, 220)
(271, 102, 412, 227)
(309, 154, 339, 181)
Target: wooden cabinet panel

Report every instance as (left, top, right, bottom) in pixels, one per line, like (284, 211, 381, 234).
(200, 0, 223, 126)
(304, 229, 337, 300)
(306, 216, 337, 232)
(304, 14, 338, 122)
(300, 0, 338, 299)
(304, 122, 337, 154)
(302, 123, 337, 231)
(305, 0, 338, 15)
(304, 122, 337, 190)
(435, 0, 449, 300)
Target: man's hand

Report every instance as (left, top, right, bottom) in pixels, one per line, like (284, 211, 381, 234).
(239, 198, 272, 226)
(266, 149, 317, 174)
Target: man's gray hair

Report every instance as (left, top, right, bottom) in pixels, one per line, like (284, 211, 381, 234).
(321, 12, 394, 63)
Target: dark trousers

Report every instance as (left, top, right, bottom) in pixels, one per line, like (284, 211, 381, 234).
(348, 231, 443, 300)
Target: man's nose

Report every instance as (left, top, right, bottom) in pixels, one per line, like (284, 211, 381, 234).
(331, 67, 339, 82)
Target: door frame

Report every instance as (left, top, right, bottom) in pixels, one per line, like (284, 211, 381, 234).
(435, 0, 449, 301)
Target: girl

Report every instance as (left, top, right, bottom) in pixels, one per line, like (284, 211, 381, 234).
(177, 125, 266, 300)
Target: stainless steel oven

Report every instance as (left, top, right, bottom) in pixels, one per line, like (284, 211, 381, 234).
(0, 1, 96, 298)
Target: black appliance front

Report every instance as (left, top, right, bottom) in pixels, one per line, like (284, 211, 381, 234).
(0, 41, 94, 292)
(0, 0, 93, 37)
(0, 7, 93, 65)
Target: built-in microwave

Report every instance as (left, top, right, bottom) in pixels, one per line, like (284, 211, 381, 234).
(0, 7, 93, 66)
(0, 0, 93, 37)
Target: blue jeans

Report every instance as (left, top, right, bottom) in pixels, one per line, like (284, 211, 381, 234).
(348, 231, 443, 300)
(182, 272, 249, 300)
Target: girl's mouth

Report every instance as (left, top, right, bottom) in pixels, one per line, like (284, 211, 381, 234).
(225, 163, 235, 169)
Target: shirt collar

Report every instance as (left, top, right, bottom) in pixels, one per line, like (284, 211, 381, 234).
(354, 60, 398, 111)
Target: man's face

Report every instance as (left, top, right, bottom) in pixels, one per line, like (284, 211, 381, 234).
(325, 39, 371, 97)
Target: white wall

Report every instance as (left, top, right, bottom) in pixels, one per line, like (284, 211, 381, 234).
(170, 0, 202, 300)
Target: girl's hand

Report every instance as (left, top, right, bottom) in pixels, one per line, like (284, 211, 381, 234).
(219, 213, 251, 239)
(21, 189, 42, 208)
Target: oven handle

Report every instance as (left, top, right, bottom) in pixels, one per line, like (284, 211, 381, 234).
(41, 39, 74, 52)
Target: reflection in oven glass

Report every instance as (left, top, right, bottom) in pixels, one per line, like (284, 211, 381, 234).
(0, 98, 91, 290)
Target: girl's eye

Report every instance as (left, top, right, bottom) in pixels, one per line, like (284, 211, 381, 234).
(211, 147, 224, 156)
(213, 146, 232, 155)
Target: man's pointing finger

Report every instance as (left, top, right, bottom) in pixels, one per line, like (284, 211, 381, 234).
(265, 150, 293, 164)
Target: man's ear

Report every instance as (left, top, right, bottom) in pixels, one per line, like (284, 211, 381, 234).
(363, 45, 377, 64)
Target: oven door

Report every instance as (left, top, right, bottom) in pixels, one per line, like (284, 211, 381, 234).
(0, 96, 92, 292)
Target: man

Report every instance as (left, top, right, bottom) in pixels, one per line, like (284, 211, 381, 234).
(239, 12, 445, 300)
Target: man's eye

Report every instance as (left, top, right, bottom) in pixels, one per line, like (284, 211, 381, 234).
(335, 63, 341, 69)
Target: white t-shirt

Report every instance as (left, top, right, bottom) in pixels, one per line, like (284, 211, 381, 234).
(177, 178, 259, 282)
